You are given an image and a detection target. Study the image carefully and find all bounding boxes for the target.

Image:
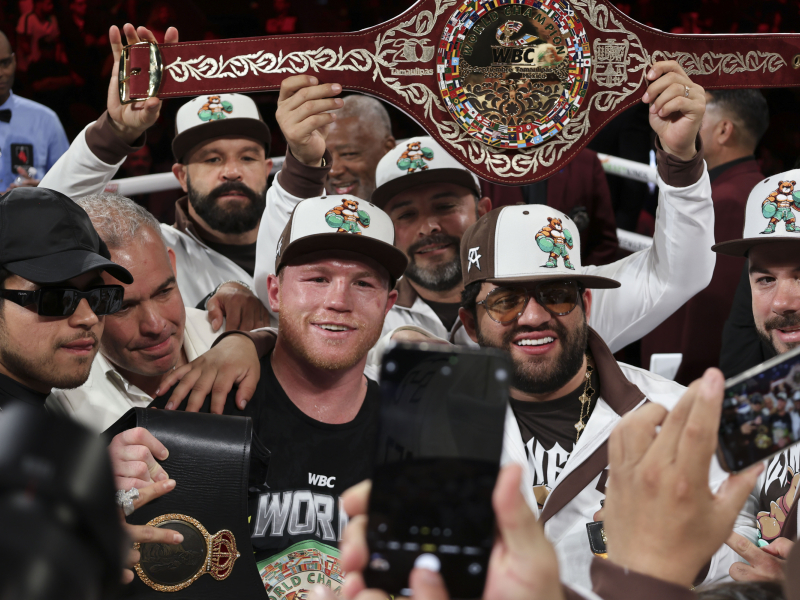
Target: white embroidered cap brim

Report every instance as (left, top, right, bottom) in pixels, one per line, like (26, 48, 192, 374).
(275, 196, 408, 280)
(713, 169, 800, 256)
(371, 136, 481, 208)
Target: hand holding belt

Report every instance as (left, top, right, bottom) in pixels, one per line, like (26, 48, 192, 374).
(107, 408, 270, 598)
(120, 0, 800, 185)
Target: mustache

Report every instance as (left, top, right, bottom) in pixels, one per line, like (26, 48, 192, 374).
(764, 313, 800, 332)
(204, 181, 262, 203)
(407, 233, 461, 257)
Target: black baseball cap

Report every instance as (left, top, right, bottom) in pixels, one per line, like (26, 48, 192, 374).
(0, 188, 133, 284)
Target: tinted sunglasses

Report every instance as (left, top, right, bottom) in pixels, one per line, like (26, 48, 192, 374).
(476, 281, 581, 324)
(0, 285, 125, 317)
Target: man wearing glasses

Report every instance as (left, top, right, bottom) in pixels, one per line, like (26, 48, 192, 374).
(455, 202, 755, 591)
(0, 187, 132, 408)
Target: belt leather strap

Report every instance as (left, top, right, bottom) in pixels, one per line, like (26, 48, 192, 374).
(106, 408, 269, 599)
(122, 0, 800, 184)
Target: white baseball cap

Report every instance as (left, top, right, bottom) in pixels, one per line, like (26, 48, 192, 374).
(172, 93, 271, 162)
(713, 170, 800, 255)
(371, 136, 481, 208)
(275, 195, 408, 283)
(460, 204, 620, 289)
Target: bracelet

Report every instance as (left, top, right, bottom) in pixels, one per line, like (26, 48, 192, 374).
(203, 280, 252, 310)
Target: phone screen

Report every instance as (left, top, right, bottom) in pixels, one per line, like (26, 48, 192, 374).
(719, 345, 800, 473)
(364, 344, 510, 599)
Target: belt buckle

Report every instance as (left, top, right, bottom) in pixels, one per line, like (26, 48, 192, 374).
(119, 40, 163, 105)
(134, 513, 240, 592)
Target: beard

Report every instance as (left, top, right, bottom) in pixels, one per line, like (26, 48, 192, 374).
(278, 311, 383, 371)
(757, 312, 800, 354)
(187, 177, 267, 235)
(404, 233, 463, 292)
(0, 328, 98, 390)
(477, 312, 588, 395)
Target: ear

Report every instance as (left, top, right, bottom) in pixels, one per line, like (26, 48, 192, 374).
(582, 288, 593, 323)
(382, 136, 397, 155)
(459, 306, 479, 344)
(266, 273, 281, 314)
(172, 163, 189, 193)
(385, 289, 398, 316)
(264, 157, 274, 179)
(167, 247, 177, 276)
(477, 195, 492, 217)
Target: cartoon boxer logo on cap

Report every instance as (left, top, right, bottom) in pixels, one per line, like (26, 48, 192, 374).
(761, 180, 800, 234)
(535, 217, 575, 270)
(198, 95, 233, 122)
(324, 199, 371, 235)
(396, 141, 434, 174)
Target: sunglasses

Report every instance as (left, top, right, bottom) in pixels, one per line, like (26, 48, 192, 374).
(0, 285, 125, 317)
(476, 281, 581, 324)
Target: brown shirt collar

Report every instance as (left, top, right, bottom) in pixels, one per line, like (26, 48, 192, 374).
(173, 196, 203, 241)
(394, 276, 419, 309)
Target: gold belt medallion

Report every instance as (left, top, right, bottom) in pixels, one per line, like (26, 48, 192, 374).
(134, 513, 240, 592)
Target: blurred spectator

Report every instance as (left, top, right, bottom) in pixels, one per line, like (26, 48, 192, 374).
(642, 90, 769, 385)
(266, 0, 297, 34)
(146, 2, 178, 44)
(26, 38, 84, 123)
(0, 29, 68, 192)
(671, 11, 705, 33)
(15, 0, 59, 72)
(121, 144, 152, 179)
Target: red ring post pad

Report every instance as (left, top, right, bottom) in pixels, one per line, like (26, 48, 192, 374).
(126, 0, 800, 184)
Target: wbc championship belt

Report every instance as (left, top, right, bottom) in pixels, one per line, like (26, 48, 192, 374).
(120, 0, 800, 184)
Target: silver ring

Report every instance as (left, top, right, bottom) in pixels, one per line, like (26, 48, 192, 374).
(116, 487, 140, 517)
(684, 85, 690, 98)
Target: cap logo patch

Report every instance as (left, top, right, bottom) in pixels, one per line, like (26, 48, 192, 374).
(198, 95, 233, 122)
(760, 180, 800, 235)
(535, 217, 575, 270)
(467, 247, 482, 272)
(325, 199, 371, 235)
(397, 141, 434, 174)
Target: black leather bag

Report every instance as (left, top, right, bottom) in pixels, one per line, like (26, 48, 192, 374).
(107, 408, 269, 599)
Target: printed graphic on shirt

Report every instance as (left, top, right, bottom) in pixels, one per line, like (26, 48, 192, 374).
(258, 540, 344, 600)
(198, 95, 233, 121)
(760, 180, 800, 234)
(396, 141, 434, 173)
(10, 143, 33, 175)
(757, 447, 800, 545)
(535, 217, 575, 270)
(524, 437, 572, 508)
(325, 199, 371, 234)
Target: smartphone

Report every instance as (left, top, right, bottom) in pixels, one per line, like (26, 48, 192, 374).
(364, 343, 510, 599)
(718, 344, 800, 473)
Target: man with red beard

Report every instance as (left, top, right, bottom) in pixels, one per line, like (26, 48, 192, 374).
(455, 203, 755, 591)
(217, 195, 406, 592)
(710, 170, 800, 582)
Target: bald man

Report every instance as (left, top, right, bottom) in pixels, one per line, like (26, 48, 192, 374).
(0, 29, 68, 191)
(324, 94, 396, 200)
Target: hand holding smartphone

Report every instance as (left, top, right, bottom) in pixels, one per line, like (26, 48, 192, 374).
(364, 344, 510, 599)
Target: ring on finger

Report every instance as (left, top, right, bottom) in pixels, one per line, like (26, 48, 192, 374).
(116, 487, 140, 517)
(684, 85, 690, 98)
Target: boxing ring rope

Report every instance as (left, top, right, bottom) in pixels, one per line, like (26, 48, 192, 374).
(104, 152, 656, 253)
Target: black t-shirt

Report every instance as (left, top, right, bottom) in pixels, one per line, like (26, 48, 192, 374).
(203, 239, 257, 276)
(510, 368, 599, 508)
(420, 298, 461, 331)
(235, 353, 379, 596)
(0, 372, 49, 411)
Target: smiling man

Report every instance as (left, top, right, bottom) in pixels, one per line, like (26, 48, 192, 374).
(324, 94, 396, 200)
(221, 195, 406, 593)
(456, 203, 754, 591)
(0, 187, 132, 410)
(711, 171, 800, 576)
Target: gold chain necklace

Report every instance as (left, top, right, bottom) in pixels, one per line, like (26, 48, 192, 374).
(575, 358, 595, 443)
